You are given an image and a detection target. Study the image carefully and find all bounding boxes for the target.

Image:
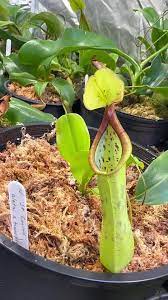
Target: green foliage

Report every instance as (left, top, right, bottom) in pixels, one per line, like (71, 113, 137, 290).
(136, 6, 168, 63)
(18, 28, 139, 72)
(136, 151, 168, 205)
(0, 2, 65, 52)
(5, 97, 55, 124)
(1, 52, 76, 111)
(69, 0, 85, 12)
(80, 49, 118, 72)
(68, 0, 91, 31)
(127, 154, 144, 169)
(52, 78, 75, 111)
(56, 113, 94, 192)
(135, 7, 160, 28)
(29, 12, 65, 39)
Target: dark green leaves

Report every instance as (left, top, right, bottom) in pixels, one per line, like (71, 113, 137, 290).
(34, 81, 48, 97)
(5, 97, 55, 124)
(56, 113, 93, 191)
(9, 72, 37, 86)
(136, 151, 168, 205)
(52, 78, 75, 111)
(80, 49, 117, 71)
(29, 12, 65, 39)
(143, 56, 168, 87)
(18, 28, 139, 73)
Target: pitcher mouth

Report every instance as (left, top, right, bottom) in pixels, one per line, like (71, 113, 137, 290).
(89, 104, 132, 176)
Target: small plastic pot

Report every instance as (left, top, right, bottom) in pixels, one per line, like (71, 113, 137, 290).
(0, 124, 167, 300)
(4, 80, 81, 118)
(80, 105, 168, 147)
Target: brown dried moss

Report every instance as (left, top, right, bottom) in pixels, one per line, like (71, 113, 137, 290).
(0, 136, 167, 273)
(8, 82, 61, 104)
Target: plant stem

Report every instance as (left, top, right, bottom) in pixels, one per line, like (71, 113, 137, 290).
(140, 42, 168, 69)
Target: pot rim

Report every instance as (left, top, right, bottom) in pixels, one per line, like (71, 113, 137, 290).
(90, 106, 168, 124)
(0, 124, 167, 284)
(0, 234, 168, 284)
(116, 110, 168, 124)
(4, 80, 62, 107)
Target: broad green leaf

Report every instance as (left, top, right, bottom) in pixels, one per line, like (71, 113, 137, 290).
(84, 68, 124, 110)
(127, 154, 144, 169)
(52, 78, 75, 110)
(9, 72, 37, 86)
(5, 97, 55, 124)
(136, 151, 168, 205)
(68, 0, 85, 12)
(18, 28, 140, 73)
(34, 81, 48, 97)
(80, 49, 117, 71)
(56, 113, 93, 190)
(2, 53, 38, 77)
(30, 12, 65, 39)
(143, 56, 168, 87)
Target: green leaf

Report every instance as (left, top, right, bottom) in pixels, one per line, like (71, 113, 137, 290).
(0, 29, 26, 49)
(34, 81, 48, 97)
(84, 68, 124, 110)
(136, 7, 160, 28)
(127, 154, 144, 169)
(136, 151, 168, 205)
(30, 12, 65, 39)
(68, 0, 86, 12)
(79, 10, 91, 31)
(0, 0, 9, 20)
(18, 28, 140, 73)
(9, 72, 37, 86)
(2, 53, 38, 77)
(56, 113, 93, 190)
(0, 20, 21, 35)
(151, 28, 168, 61)
(137, 36, 155, 56)
(80, 49, 117, 71)
(5, 97, 55, 124)
(52, 78, 75, 110)
(143, 56, 168, 87)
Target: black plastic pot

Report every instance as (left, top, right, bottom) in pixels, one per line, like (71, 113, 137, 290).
(116, 110, 168, 147)
(0, 124, 167, 300)
(149, 294, 168, 300)
(4, 80, 81, 118)
(80, 105, 168, 147)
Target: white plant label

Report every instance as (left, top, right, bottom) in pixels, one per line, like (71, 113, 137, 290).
(8, 181, 29, 250)
(85, 74, 89, 87)
(6, 39, 11, 57)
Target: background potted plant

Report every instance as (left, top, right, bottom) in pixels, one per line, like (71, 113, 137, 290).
(0, 0, 65, 52)
(0, 67, 167, 300)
